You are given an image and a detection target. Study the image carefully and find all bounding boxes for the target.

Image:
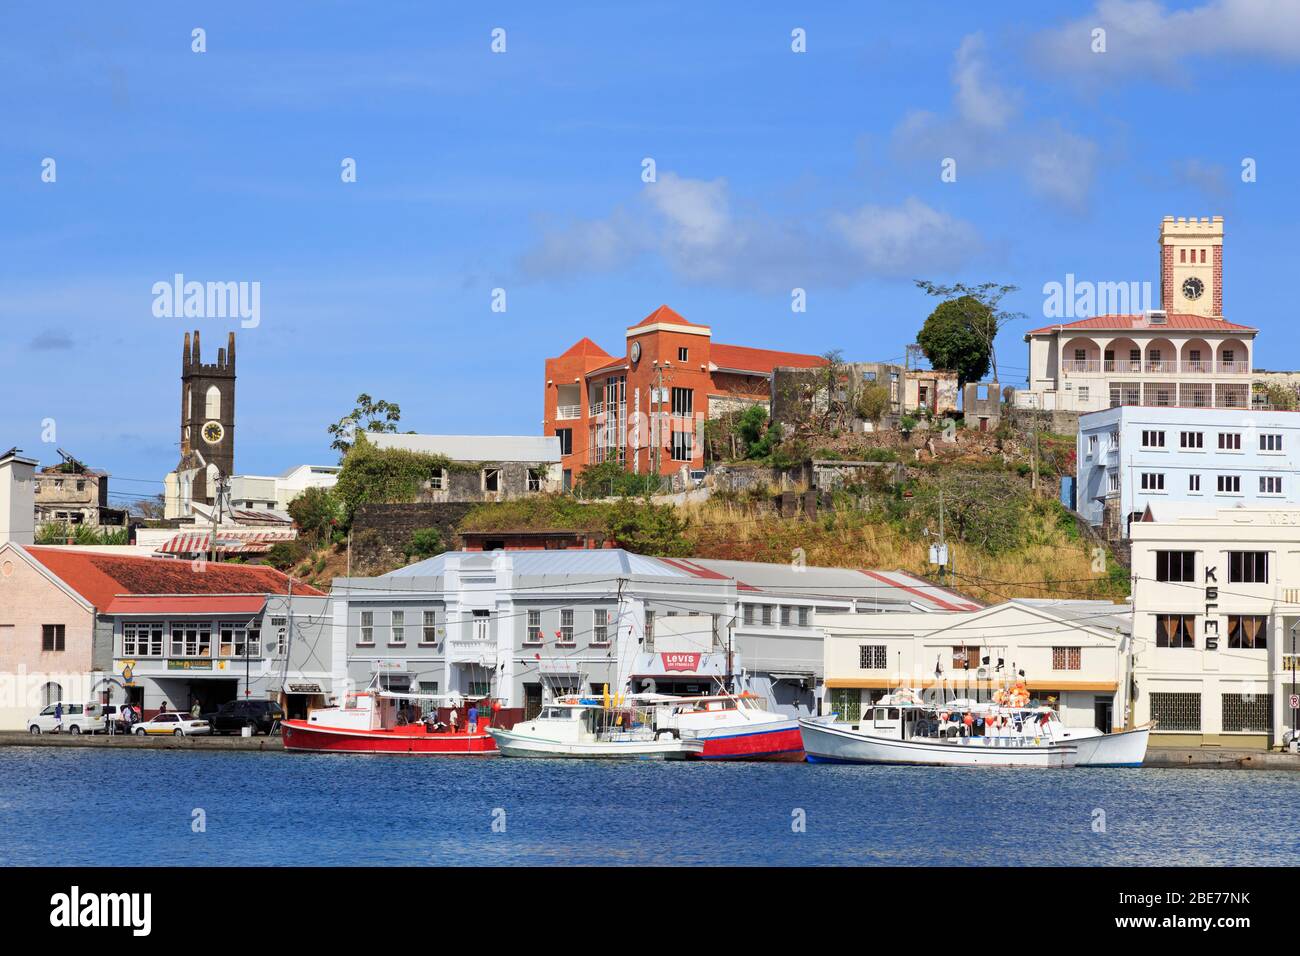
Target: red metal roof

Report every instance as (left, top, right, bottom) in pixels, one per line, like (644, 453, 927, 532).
(558, 337, 614, 359)
(1025, 313, 1257, 335)
(102, 595, 268, 615)
(24, 546, 323, 610)
(157, 531, 296, 555)
(628, 304, 707, 330)
(711, 343, 828, 375)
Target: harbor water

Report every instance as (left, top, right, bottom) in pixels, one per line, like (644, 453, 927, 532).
(1, 747, 1296, 866)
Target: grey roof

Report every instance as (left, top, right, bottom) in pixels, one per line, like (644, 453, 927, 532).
(383, 549, 694, 580)
(1011, 598, 1131, 635)
(369, 433, 561, 463)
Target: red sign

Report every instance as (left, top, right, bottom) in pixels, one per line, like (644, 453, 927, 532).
(660, 652, 702, 673)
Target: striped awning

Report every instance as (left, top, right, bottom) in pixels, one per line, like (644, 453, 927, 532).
(156, 530, 297, 556)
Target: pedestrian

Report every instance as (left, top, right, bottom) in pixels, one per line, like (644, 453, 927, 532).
(159, 701, 168, 714)
(449, 705, 459, 735)
(54, 700, 63, 733)
(467, 702, 478, 734)
(190, 699, 201, 718)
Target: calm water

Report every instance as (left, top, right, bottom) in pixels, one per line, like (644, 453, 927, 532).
(0, 747, 1296, 866)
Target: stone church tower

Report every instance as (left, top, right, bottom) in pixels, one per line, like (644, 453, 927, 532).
(164, 330, 236, 518)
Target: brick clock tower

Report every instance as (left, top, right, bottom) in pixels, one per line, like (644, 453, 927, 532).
(1159, 215, 1224, 318)
(168, 330, 236, 514)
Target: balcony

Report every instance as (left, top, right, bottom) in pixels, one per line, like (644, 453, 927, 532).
(556, 404, 581, 421)
(1061, 360, 1251, 376)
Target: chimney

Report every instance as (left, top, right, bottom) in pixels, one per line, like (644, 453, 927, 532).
(0, 449, 39, 546)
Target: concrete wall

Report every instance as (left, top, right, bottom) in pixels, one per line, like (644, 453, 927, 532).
(350, 503, 478, 576)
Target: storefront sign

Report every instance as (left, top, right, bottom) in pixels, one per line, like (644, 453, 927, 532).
(167, 660, 212, 671)
(661, 652, 701, 672)
(1203, 565, 1220, 651)
(287, 682, 324, 694)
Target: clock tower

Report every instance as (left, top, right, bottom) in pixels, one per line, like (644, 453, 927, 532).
(173, 329, 236, 510)
(1159, 215, 1223, 318)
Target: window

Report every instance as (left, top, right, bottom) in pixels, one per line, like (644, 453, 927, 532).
(482, 468, 500, 492)
(1051, 647, 1081, 670)
(644, 610, 655, 650)
(390, 610, 405, 645)
(859, 645, 887, 669)
(1179, 431, 1203, 449)
(1074, 348, 1086, 362)
(1179, 249, 1186, 262)
(1188, 474, 1201, 492)
(677, 347, 689, 362)
(169, 624, 212, 657)
(742, 604, 755, 626)
(41, 624, 66, 652)
(218, 621, 261, 658)
(952, 646, 978, 669)
(204, 385, 221, 419)
(555, 429, 573, 456)
(527, 469, 544, 492)
(1140, 472, 1165, 491)
(828, 688, 861, 723)
(670, 431, 693, 462)
(1109, 429, 1120, 448)
(1087, 435, 1098, 457)
(1228, 551, 1269, 584)
(1155, 614, 1195, 648)
(526, 610, 542, 644)
(360, 611, 374, 645)
(797, 606, 810, 627)
(1260, 433, 1283, 452)
(122, 621, 164, 657)
(670, 387, 694, 417)
(558, 609, 574, 645)
(1107, 471, 1120, 493)
(1260, 475, 1283, 495)
(1222, 349, 1235, 364)
(1150, 692, 1200, 731)
(1216, 474, 1240, 494)
(1078, 386, 1090, 403)
(592, 608, 609, 645)
(1222, 693, 1272, 733)
(422, 610, 437, 644)
(428, 469, 445, 491)
(780, 605, 792, 626)
(1217, 432, 1241, 450)
(1141, 430, 1165, 449)
(761, 605, 773, 626)
(1155, 550, 1195, 583)
(1227, 615, 1268, 649)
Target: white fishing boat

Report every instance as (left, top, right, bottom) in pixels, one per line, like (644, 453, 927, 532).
(632, 691, 806, 761)
(488, 696, 703, 759)
(800, 691, 1080, 768)
(1026, 714, 1152, 767)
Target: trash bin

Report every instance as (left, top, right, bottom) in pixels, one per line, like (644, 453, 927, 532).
(240, 725, 253, 738)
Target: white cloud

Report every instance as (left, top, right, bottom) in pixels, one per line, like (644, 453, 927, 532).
(518, 173, 983, 289)
(1031, 0, 1300, 82)
(953, 33, 1018, 129)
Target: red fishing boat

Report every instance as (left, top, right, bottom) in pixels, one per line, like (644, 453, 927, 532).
(281, 687, 498, 755)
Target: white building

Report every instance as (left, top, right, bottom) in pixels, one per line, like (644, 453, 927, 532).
(817, 599, 1130, 733)
(0, 449, 38, 546)
(1016, 217, 1257, 414)
(1077, 405, 1300, 538)
(1130, 507, 1300, 750)
(228, 464, 341, 512)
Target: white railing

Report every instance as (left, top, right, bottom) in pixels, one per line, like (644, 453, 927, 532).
(556, 404, 581, 420)
(1062, 360, 1251, 375)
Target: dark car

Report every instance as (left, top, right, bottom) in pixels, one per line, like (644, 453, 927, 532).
(202, 699, 284, 736)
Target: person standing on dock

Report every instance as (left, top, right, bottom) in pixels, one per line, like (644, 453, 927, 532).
(54, 701, 63, 733)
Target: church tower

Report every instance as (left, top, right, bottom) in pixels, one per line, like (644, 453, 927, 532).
(1159, 215, 1224, 318)
(172, 330, 236, 511)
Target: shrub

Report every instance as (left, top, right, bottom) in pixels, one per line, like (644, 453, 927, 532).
(333, 433, 452, 525)
(288, 486, 342, 542)
(405, 527, 444, 562)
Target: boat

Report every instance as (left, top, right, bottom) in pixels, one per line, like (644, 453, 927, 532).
(281, 687, 498, 755)
(488, 696, 703, 759)
(799, 690, 1080, 768)
(636, 692, 805, 761)
(1020, 712, 1152, 767)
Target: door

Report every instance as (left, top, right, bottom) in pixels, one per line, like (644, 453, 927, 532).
(524, 683, 543, 721)
(1094, 696, 1114, 733)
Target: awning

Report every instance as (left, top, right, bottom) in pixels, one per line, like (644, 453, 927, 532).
(768, 672, 815, 681)
(155, 531, 297, 556)
(103, 595, 268, 615)
(285, 682, 325, 695)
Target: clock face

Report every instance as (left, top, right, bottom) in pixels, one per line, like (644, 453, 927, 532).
(201, 421, 225, 445)
(1182, 276, 1204, 301)
(630, 341, 642, 364)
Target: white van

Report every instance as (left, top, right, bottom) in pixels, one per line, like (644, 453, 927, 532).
(27, 702, 106, 735)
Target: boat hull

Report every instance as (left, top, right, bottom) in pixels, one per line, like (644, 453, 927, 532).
(694, 724, 806, 761)
(1063, 725, 1151, 767)
(281, 720, 498, 755)
(488, 726, 700, 760)
(799, 718, 1078, 768)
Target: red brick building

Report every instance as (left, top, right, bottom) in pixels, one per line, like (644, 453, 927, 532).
(543, 305, 826, 484)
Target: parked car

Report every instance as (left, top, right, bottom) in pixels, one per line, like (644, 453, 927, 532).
(27, 702, 105, 735)
(133, 712, 210, 737)
(201, 699, 283, 736)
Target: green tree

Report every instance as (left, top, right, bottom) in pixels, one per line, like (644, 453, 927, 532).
(328, 393, 402, 457)
(736, 405, 782, 459)
(573, 460, 661, 499)
(333, 434, 452, 525)
(915, 281, 1024, 384)
(604, 498, 692, 556)
(288, 486, 341, 543)
(906, 471, 1029, 555)
(404, 527, 444, 562)
(916, 295, 993, 386)
(854, 383, 891, 424)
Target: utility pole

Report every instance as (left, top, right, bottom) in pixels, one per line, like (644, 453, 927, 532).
(208, 473, 227, 565)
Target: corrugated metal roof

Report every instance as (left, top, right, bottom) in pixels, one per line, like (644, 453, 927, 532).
(369, 433, 561, 463)
(1012, 598, 1131, 634)
(103, 595, 267, 615)
(383, 549, 694, 579)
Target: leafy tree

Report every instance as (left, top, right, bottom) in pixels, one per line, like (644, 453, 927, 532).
(333, 434, 452, 525)
(916, 296, 992, 386)
(264, 539, 310, 570)
(129, 493, 167, 520)
(906, 471, 1029, 555)
(288, 486, 341, 543)
(573, 460, 661, 499)
(736, 405, 783, 459)
(328, 393, 402, 457)
(604, 498, 692, 556)
(915, 281, 1024, 384)
(404, 527, 444, 562)
(855, 383, 891, 424)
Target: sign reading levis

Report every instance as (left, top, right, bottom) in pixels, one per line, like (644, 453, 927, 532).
(661, 652, 702, 672)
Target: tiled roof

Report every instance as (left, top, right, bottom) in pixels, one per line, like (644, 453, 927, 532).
(628, 304, 707, 330)
(558, 337, 614, 359)
(710, 343, 828, 375)
(24, 546, 322, 609)
(1026, 313, 1257, 335)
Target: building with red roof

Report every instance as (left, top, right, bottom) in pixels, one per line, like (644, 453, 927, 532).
(0, 542, 328, 729)
(1017, 216, 1258, 414)
(543, 305, 826, 482)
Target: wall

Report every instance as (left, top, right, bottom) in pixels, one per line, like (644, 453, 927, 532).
(350, 503, 478, 576)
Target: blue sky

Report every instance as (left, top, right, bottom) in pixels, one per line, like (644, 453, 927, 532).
(3, 0, 1298, 506)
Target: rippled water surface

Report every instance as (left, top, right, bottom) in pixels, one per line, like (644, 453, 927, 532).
(0, 748, 1295, 866)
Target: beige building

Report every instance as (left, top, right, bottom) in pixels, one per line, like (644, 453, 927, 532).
(1016, 216, 1258, 414)
(1131, 507, 1300, 750)
(818, 599, 1130, 733)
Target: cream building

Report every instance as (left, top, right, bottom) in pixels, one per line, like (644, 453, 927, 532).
(1131, 507, 1300, 750)
(818, 599, 1130, 733)
(1017, 216, 1258, 414)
